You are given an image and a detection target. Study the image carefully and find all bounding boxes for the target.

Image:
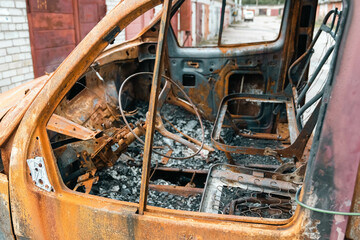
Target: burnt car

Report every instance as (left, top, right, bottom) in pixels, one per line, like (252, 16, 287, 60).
(0, 0, 359, 239)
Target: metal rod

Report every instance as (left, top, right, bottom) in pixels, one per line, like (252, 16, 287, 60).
(218, 0, 226, 45)
(138, 0, 173, 215)
(297, 45, 335, 104)
(296, 89, 324, 130)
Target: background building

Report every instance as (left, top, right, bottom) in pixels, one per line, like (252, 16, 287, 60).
(316, 0, 342, 20)
(0, 0, 238, 93)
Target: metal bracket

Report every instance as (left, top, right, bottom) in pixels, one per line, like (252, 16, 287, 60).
(103, 26, 121, 44)
(27, 157, 53, 192)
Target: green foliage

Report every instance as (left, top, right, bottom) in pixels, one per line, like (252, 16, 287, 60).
(242, 0, 285, 5)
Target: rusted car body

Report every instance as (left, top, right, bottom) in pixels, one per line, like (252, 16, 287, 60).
(0, 0, 359, 239)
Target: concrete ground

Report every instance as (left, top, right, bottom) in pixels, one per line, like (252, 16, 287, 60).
(221, 16, 282, 44)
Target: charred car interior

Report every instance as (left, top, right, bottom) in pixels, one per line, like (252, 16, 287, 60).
(2, 0, 360, 239)
(49, 0, 340, 223)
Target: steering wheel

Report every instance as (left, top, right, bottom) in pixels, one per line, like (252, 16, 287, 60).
(118, 72, 205, 160)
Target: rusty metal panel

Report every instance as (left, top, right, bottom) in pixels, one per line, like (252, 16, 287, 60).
(27, 0, 74, 13)
(78, 0, 107, 39)
(27, 0, 106, 77)
(143, 8, 154, 23)
(27, 0, 76, 77)
(271, 9, 280, 17)
(126, 9, 155, 40)
(0, 174, 14, 240)
(196, 2, 203, 44)
(180, 0, 191, 31)
(79, 4, 100, 23)
(32, 29, 76, 49)
(126, 17, 144, 40)
(30, 12, 75, 30)
(171, 11, 179, 38)
(34, 45, 74, 75)
(204, 5, 210, 39)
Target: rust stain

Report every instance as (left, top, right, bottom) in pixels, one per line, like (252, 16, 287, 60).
(188, 82, 213, 118)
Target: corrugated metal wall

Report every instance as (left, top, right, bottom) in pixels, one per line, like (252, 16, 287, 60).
(125, 9, 154, 40)
(26, 0, 106, 77)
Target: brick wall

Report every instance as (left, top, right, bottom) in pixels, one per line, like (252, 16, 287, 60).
(0, 0, 34, 93)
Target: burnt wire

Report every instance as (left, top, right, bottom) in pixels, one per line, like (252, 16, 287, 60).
(295, 187, 360, 216)
(118, 72, 205, 160)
